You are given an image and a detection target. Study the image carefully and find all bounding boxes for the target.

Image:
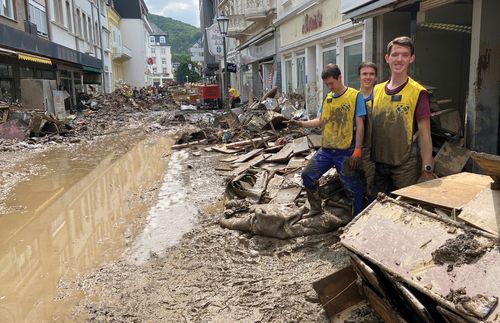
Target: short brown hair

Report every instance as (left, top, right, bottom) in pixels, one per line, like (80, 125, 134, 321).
(358, 62, 378, 76)
(387, 36, 415, 56)
(321, 64, 341, 80)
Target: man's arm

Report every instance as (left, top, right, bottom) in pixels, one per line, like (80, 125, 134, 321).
(354, 116, 364, 149)
(295, 118, 323, 128)
(417, 117, 433, 180)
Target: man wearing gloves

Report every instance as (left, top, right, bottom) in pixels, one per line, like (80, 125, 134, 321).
(288, 64, 366, 217)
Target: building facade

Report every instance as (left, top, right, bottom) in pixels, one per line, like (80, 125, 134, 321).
(0, 0, 102, 111)
(106, 2, 131, 91)
(277, 0, 364, 117)
(149, 22, 173, 86)
(113, 0, 153, 88)
(190, 41, 204, 63)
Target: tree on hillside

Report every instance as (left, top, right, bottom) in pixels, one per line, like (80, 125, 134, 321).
(148, 14, 201, 61)
(175, 56, 201, 84)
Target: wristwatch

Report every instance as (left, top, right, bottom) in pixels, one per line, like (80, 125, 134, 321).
(423, 164, 433, 173)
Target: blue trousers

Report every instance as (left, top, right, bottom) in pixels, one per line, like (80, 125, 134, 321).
(302, 148, 364, 215)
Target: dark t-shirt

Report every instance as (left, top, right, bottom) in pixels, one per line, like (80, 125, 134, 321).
(385, 79, 431, 120)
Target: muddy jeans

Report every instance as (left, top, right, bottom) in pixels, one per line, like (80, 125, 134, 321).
(302, 148, 364, 215)
(374, 148, 421, 195)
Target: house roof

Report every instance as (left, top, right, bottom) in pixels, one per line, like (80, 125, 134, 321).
(150, 22, 168, 36)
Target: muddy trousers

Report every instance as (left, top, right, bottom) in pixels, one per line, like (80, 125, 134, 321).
(374, 150, 420, 194)
(302, 148, 364, 215)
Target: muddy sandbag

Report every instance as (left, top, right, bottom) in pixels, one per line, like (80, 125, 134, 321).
(220, 203, 349, 239)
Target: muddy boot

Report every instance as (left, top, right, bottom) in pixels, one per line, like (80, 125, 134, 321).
(303, 189, 323, 218)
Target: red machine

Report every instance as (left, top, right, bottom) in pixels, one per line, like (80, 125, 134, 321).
(197, 84, 221, 108)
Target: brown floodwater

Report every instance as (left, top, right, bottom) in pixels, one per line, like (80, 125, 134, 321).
(0, 134, 174, 322)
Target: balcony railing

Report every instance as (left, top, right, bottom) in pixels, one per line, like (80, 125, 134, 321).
(245, 0, 275, 20)
(111, 44, 132, 60)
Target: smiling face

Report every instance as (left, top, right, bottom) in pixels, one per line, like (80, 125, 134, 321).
(359, 66, 377, 91)
(385, 44, 415, 76)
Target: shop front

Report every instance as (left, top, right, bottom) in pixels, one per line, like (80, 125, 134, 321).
(341, 0, 500, 154)
(277, 0, 364, 117)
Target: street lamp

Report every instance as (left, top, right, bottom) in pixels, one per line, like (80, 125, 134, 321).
(217, 11, 230, 107)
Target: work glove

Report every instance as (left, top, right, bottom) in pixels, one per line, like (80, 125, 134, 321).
(349, 147, 363, 170)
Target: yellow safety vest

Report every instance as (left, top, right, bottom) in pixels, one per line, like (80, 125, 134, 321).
(371, 77, 426, 165)
(320, 87, 359, 149)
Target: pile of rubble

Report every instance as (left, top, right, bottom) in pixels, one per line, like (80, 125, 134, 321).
(0, 81, 189, 151)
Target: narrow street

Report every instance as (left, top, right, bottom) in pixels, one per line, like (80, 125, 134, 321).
(0, 111, 375, 322)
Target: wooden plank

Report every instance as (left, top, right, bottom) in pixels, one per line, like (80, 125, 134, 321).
(434, 142, 471, 177)
(363, 286, 402, 323)
(219, 156, 239, 163)
(393, 281, 434, 323)
(229, 154, 269, 177)
(393, 172, 492, 209)
(211, 145, 243, 154)
(308, 134, 322, 148)
(341, 197, 500, 321)
(293, 136, 310, 155)
(286, 156, 307, 169)
(266, 142, 294, 163)
(471, 152, 500, 178)
(172, 139, 208, 150)
(225, 136, 272, 149)
(350, 254, 385, 297)
(459, 187, 500, 237)
(312, 266, 364, 317)
(231, 148, 263, 164)
(270, 187, 302, 204)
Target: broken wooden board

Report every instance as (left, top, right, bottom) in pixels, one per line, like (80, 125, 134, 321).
(459, 187, 500, 237)
(434, 142, 471, 177)
(363, 285, 403, 323)
(270, 187, 302, 204)
(231, 148, 263, 164)
(266, 142, 294, 163)
(432, 108, 462, 135)
(219, 156, 239, 163)
(172, 139, 208, 150)
(393, 281, 434, 323)
(350, 254, 386, 297)
(471, 151, 500, 190)
(225, 136, 272, 149)
(215, 165, 234, 172)
(393, 172, 493, 210)
(286, 156, 307, 169)
(341, 197, 500, 321)
(211, 145, 244, 154)
(308, 134, 322, 148)
(293, 136, 310, 155)
(312, 265, 364, 318)
(229, 154, 269, 177)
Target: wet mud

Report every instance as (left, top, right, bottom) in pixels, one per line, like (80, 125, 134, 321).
(432, 233, 487, 267)
(57, 150, 351, 322)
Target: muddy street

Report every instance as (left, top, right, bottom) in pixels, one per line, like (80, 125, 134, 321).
(0, 118, 353, 322)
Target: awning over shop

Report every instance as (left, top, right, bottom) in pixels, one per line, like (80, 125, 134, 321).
(18, 53, 52, 65)
(340, 0, 417, 20)
(82, 65, 102, 73)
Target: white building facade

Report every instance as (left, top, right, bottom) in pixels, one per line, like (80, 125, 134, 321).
(149, 22, 173, 85)
(277, 0, 365, 118)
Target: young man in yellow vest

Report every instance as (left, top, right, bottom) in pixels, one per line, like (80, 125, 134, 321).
(358, 62, 377, 201)
(371, 36, 434, 193)
(289, 64, 366, 216)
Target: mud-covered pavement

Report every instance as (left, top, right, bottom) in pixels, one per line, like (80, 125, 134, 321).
(62, 145, 351, 322)
(0, 109, 353, 322)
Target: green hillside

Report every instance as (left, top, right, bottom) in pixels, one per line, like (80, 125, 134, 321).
(148, 14, 201, 62)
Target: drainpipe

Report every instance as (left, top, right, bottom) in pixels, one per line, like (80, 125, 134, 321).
(96, 0, 107, 92)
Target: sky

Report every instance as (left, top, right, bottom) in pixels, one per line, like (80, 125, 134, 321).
(145, 0, 200, 27)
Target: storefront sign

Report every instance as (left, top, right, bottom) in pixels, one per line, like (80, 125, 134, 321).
(205, 23, 224, 59)
(302, 11, 322, 34)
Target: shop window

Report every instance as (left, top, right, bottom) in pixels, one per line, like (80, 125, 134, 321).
(20, 67, 35, 78)
(36, 69, 55, 79)
(285, 60, 292, 94)
(322, 48, 336, 97)
(344, 42, 362, 90)
(296, 56, 305, 97)
(0, 64, 14, 102)
(0, 0, 14, 19)
(29, 1, 49, 37)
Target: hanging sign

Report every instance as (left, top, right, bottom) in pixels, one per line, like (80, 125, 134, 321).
(206, 23, 224, 59)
